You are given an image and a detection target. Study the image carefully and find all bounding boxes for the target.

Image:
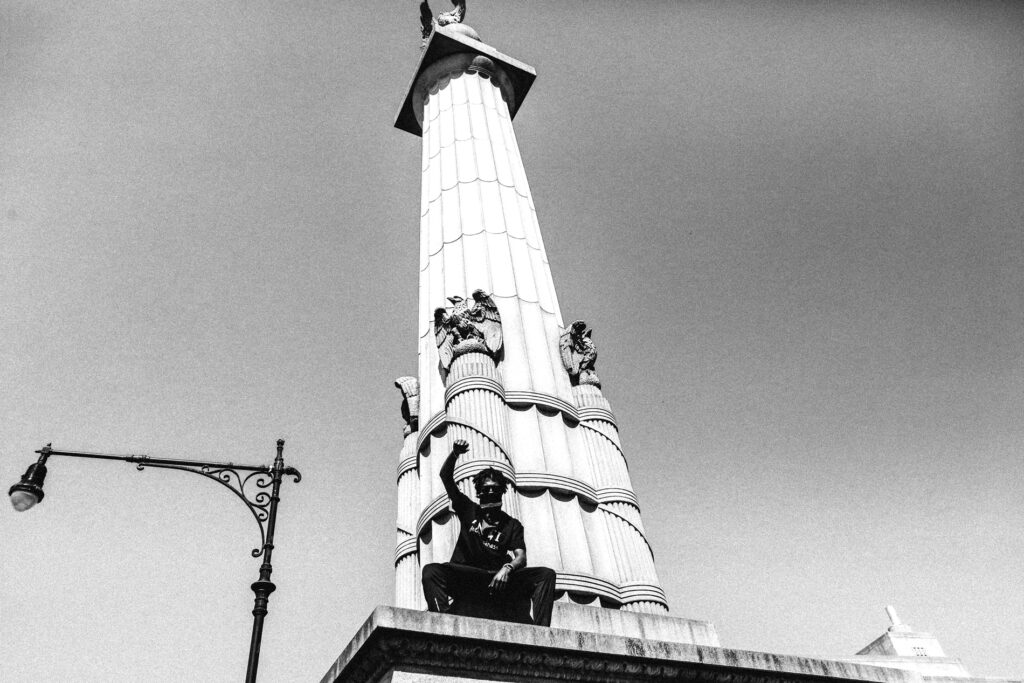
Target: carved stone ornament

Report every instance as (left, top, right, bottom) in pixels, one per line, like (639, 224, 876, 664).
(433, 290, 502, 372)
(394, 376, 420, 436)
(419, 0, 467, 47)
(559, 320, 600, 387)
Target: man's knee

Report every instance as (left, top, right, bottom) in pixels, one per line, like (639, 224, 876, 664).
(535, 567, 556, 585)
(422, 563, 444, 583)
(512, 566, 556, 593)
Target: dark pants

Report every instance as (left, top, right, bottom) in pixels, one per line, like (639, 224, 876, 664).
(421, 562, 557, 626)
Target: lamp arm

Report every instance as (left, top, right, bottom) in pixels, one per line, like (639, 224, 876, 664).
(37, 446, 302, 558)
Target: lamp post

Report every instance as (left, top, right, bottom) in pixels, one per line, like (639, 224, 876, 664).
(8, 439, 302, 683)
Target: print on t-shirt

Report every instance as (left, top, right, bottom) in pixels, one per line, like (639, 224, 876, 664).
(468, 517, 504, 552)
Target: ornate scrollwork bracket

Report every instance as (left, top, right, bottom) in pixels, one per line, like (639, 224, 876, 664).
(132, 457, 302, 557)
(29, 445, 302, 560)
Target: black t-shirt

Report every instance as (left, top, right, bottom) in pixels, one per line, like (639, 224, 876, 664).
(448, 488, 525, 571)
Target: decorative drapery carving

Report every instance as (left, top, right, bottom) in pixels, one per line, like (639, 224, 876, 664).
(433, 290, 502, 375)
(560, 320, 600, 387)
(394, 376, 421, 436)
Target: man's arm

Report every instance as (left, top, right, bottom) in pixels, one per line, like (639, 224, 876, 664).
(508, 548, 526, 571)
(489, 526, 527, 593)
(441, 439, 472, 514)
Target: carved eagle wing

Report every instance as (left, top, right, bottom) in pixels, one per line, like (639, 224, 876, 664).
(419, 1, 434, 39)
(559, 326, 576, 375)
(394, 376, 420, 404)
(394, 376, 420, 433)
(579, 328, 597, 371)
(444, 0, 467, 24)
(469, 289, 502, 355)
(559, 320, 595, 377)
(434, 306, 455, 371)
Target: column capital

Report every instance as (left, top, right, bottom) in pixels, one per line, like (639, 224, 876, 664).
(395, 25, 536, 137)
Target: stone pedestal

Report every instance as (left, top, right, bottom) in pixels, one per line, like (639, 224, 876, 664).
(319, 606, 925, 683)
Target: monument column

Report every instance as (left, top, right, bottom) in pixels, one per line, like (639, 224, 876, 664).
(393, 22, 668, 614)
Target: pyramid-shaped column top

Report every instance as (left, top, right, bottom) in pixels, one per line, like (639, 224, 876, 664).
(395, 25, 537, 137)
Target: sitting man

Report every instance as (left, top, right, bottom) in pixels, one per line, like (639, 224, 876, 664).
(421, 439, 556, 626)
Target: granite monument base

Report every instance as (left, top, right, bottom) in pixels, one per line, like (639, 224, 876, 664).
(320, 605, 929, 683)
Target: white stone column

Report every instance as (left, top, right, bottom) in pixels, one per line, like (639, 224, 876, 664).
(414, 50, 568, 426)
(394, 377, 423, 609)
(395, 26, 669, 614)
(574, 384, 667, 613)
(395, 430, 422, 609)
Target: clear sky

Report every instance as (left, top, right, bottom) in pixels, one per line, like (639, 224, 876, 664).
(2, 2, 1022, 681)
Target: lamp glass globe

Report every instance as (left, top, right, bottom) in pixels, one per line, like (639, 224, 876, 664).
(10, 489, 39, 512)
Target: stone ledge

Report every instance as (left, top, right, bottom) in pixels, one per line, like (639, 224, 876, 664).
(320, 606, 926, 683)
(551, 602, 718, 646)
(834, 656, 971, 679)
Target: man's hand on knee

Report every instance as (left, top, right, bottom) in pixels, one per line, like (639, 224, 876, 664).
(488, 564, 512, 593)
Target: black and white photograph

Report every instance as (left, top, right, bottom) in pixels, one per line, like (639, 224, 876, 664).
(2, 2, 1021, 681)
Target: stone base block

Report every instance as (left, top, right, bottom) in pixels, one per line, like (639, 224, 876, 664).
(551, 601, 720, 646)
(836, 656, 972, 679)
(320, 606, 927, 683)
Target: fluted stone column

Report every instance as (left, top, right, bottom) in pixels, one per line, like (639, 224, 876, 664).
(419, 351, 520, 575)
(393, 25, 667, 614)
(394, 377, 423, 608)
(574, 384, 665, 613)
(395, 429, 421, 609)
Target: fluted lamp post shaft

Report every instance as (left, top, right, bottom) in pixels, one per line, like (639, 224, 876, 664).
(8, 440, 302, 683)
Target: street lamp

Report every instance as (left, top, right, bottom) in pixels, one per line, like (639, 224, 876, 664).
(9, 457, 47, 511)
(8, 439, 302, 683)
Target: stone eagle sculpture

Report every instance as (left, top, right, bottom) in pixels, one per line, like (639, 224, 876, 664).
(394, 376, 420, 436)
(419, 0, 467, 45)
(559, 320, 600, 387)
(434, 290, 502, 372)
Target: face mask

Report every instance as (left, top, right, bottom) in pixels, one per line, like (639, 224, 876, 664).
(479, 492, 502, 508)
(478, 482, 502, 508)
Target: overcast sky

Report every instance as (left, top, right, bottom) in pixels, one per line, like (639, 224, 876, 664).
(2, 2, 1022, 681)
